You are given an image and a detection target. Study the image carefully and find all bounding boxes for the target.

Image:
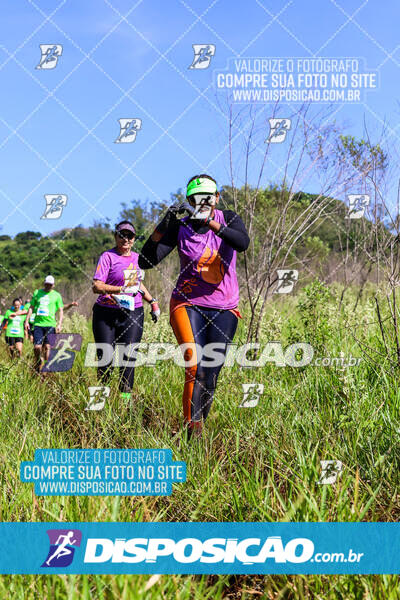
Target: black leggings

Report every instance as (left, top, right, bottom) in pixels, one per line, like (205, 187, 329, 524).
(92, 303, 144, 393)
(170, 305, 238, 424)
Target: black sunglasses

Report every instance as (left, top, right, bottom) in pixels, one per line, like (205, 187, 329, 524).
(116, 231, 135, 240)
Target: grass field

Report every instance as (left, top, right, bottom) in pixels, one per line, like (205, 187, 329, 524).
(1, 281, 400, 598)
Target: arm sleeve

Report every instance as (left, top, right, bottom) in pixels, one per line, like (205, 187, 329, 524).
(138, 214, 180, 269)
(57, 292, 64, 309)
(219, 210, 250, 252)
(93, 252, 110, 282)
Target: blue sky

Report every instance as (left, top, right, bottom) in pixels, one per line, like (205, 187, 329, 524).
(0, 0, 399, 236)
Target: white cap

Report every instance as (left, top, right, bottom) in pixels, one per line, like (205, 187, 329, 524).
(44, 275, 55, 285)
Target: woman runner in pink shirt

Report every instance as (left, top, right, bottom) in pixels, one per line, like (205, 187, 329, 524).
(139, 175, 249, 438)
(92, 221, 160, 403)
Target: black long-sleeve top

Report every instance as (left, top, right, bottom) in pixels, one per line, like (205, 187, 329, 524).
(138, 209, 249, 269)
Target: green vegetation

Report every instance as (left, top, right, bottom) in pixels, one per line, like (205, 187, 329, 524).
(0, 226, 114, 289)
(0, 283, 399, 598)
(0, 187, 383, 300)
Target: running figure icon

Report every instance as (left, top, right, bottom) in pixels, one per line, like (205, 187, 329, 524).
(41, 528, 82, 568)
(41, 333, 82, 373)
(45, 531, 77, 566)
(45, 335, 76, 370)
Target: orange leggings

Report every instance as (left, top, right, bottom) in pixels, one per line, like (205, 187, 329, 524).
(170, 305, 238, 425)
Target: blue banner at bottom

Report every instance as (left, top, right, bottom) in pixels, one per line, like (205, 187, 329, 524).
(0, 522, 398, 574)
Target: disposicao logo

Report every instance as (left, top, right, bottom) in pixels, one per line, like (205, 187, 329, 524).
(41, 334, 82, 373)
(42, 529, 82, 568)
(83, 536, 314, 564)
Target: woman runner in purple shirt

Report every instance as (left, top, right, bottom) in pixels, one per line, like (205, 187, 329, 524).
(92, 221, 160, 402)
(139, 175, 249, 438)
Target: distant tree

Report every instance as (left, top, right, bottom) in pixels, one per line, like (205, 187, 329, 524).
(50, 228, 72, 239)
(223, 101, 365, 343)
(119, 199, 153, 233)
(71, 227, 89, 239)
(0, 235, 11, 241)
(14, 231, 41, 242)
(92, 218, 111, 230)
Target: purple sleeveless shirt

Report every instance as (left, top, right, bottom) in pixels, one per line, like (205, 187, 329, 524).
(172, 209, 239, 309)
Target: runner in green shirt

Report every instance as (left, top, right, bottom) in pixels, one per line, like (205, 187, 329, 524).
(25, 275, 64, 373)
(2, 298, 28, 358)
(13, 294, 78, 347)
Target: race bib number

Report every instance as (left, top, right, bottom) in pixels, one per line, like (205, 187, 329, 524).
(113, 294, 136, 311)
(10, 317, 21, 335)
(37, 298, 50, 316)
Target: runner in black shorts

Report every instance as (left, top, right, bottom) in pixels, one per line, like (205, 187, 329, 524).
(25, 276, 64, 373)
(92, 221, 160, 402)
(3, 298, 28, 358)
